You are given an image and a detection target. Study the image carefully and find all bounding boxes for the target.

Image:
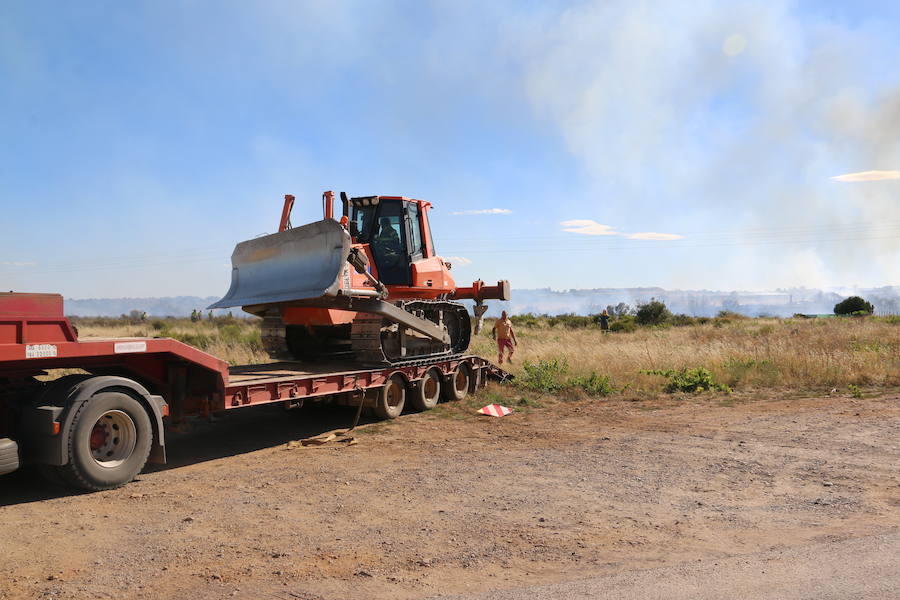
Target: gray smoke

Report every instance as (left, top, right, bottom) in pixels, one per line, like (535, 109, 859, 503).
(496, 0, 900, 286)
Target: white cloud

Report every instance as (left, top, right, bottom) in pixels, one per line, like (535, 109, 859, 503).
(0, 261, 36, 267)
(450, 208, 512, 215)
(561, 220, 682, 240)
(830, 170, 900, 182)
(560, 219, 618, 235)
(444, 256, 472, 266)
(626, 232, 684, 240)
(722, 33, 747, 57)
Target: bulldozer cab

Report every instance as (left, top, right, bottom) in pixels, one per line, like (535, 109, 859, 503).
(351, 197, 427, 286)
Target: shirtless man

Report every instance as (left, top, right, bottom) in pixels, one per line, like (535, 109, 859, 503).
(491, 310, 517, 364)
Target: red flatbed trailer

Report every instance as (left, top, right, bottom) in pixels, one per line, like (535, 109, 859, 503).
(0, 292, 508, 490)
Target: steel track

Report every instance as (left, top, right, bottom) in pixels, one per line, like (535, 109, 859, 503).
(351, 300, 471, 367)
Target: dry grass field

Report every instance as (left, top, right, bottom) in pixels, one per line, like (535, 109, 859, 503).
(72, 315, 271, 366)
(71, 313, 900, 397)
(472, 315, 900, 396)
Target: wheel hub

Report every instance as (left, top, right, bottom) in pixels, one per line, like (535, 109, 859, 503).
(455, 370, 467, 392)
(88, 410, 137, 468)
(424, 377, 438, 399)
(386, 381, 403, 407)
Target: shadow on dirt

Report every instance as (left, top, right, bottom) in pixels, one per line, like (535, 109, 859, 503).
(0, 402, 382, 506)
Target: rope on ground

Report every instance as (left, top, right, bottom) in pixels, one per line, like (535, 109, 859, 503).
(286, 385, 366, 448)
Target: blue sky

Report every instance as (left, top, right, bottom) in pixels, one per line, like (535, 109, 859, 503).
(1, 0, 898, 299)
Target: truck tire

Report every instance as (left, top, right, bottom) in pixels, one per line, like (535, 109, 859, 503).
(442, 363, 472, 403)
(374, 374, 406, 420)
(410, 368, 442, 411)
(58, 392, 153, 491)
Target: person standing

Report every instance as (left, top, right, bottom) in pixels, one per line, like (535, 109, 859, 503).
(491, 310, 517, 364)
(599, 309, 610, 333)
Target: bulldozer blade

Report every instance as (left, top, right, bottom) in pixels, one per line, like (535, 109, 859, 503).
(208, 219, 351, 311)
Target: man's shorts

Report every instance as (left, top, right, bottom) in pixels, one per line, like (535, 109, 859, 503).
(497, 338, 514, 353)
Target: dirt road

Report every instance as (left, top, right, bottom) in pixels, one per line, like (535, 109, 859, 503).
(2, 389, 898, 600)
(442, 531, 899, 599)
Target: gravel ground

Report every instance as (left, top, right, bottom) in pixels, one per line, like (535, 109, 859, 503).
(438, 532, 900, 599)
(1, 389, 898, 600)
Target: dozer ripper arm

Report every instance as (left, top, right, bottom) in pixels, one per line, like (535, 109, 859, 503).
(451, 280, 511, 303)
(451, 280, 511, 333)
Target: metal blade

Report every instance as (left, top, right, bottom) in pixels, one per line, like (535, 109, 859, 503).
(208, 219, 351, 310)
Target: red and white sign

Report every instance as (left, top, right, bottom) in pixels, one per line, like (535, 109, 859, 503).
(477, 404, 512, 417)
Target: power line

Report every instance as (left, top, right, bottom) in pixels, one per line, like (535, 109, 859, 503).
(440, 234, 900, 254)
(439, 221, 900, 243)
(1, 224, 897, 276)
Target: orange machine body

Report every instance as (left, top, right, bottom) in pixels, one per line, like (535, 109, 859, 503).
(279, 193, 504, 330)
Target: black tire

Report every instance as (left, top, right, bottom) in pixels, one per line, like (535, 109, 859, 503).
(410, 368, 442, 411)
(442, 362, 472, 402)
(59, 392, 153, 491)
(373, 374, 406, 420)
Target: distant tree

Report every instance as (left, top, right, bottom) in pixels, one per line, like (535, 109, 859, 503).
(635, 299, 671, 326)
(606, 302, 632, 317)
(128, 310, 142, 323)
(834, 296, 874, 316)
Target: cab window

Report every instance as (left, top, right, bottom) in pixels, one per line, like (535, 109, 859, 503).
(406, 203, 423, 257)
(368, 199, 410, 285)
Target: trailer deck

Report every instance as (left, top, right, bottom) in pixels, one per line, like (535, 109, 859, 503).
(222, 355, 506, 409)
(0, 292, 510, 490)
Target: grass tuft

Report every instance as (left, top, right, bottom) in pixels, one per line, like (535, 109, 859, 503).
(640, 367, 732, 394)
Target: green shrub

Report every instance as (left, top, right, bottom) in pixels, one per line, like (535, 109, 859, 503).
(516, 358, 568, 392)
(173, 332, 214, 349)
(509, 313, 540, 327)
(568, 372, 617, 396)
(635, 299, 671, 326)
(716, 310, 747, 320)
(546, 314, 595, 329)
(668, 314, 698, 327)
(610, 314, 637, 333)
(834, 296, 874, 315)
(641, 367, 732, 393)
(218, 324, 244, 343)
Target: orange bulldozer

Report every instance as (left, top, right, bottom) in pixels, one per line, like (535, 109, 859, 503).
(209, 191, 510, 365)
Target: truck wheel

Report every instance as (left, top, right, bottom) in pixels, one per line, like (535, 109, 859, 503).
(442, 363, 472, 402)
(374, 374, 406, 420)
(410, 368, 442, 411)
(60, 392, 153, 491)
